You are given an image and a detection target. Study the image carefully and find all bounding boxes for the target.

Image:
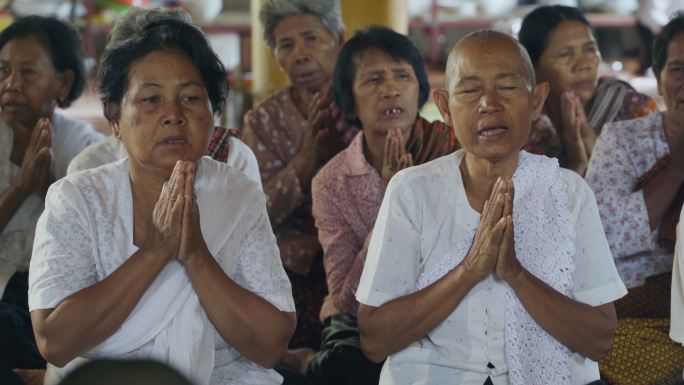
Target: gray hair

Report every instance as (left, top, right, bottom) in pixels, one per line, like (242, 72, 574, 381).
(106, 7, 193, 50)
(444, 29, 536, 92)
(259, 0, 344, 50)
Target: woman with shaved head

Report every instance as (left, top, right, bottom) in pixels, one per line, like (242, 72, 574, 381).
(355, 30, 625, 385)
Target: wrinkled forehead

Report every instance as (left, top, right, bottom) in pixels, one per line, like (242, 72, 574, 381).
(446, 36, 534, 90)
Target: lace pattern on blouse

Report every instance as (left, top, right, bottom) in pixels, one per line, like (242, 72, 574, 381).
(415, 151, 576, 385)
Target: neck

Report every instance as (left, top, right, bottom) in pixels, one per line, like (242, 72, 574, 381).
(663, 111, 682, 148)
(291, 86, 318, 119)
(363, 131, 385, 172)
(129, 160, 169, 213)
(461, 151, 519, 211)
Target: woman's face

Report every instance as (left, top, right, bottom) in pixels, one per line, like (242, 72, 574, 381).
(535, 20, 600, 106)
(658, 32, 684, 125)
(0, 35, 73, 130)
(273, 14, 341, 93)
(351, 48, 420, 138)
(113, 50, 214, 179)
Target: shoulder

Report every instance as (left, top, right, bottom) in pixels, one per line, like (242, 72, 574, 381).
(601, 112, 662, 147)
(394, 151, 457, 188)
(49, 158, 128, 207)
(67, 136, 124, 175)
(52, 114, 103, 142)
(196, 156, 262, 202)
(243, 88, 291, 125)
(313, 146, 352, 191)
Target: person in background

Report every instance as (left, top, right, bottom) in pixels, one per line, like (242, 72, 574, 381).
(671, 205, 684, 382)
(29, 19, 295, 385)
(355, 29, 625, 385)
(67, 7, 261, 186)
(299, 26, 458, 385)
(585, 13, 684, 384)
(518, 5, 658, 175)
(0, 16, 103, 385)
(244, 0, 356, 348)
(58, 359, 192, 385)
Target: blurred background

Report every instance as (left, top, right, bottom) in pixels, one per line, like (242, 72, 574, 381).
(2, 0, 678, 133)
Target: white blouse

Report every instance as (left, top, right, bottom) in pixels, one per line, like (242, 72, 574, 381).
(0, 113, 103, 296)
(66, 135, 262, 188)
(29, 156, 294, 385)
(586, 112, 673, 288)
(356, 150, 627, 385)
(671, 205, 684, 345)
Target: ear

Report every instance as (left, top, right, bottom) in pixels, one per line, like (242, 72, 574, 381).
(57, 69, 75, 105)
(433, 89, 452, 125)
(532, 82, 550, 121)
(656, 73, 664, 97)
(336, 30, 346, 46)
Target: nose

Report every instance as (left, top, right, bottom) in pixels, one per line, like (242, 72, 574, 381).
(478, 87, 501, 114)
(162, 100, 186, 126)
(293, 42, 311, 65)
(3, 70, 21, 91)
(380, 78, 401, 99)
(574, 52, 595, 73)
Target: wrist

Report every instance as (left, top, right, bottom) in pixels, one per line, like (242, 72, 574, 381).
(180, 243, 211, 272)
(505, 266, 528, 289)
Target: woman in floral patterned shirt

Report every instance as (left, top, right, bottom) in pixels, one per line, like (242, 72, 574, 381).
(519, 5, 658, 175)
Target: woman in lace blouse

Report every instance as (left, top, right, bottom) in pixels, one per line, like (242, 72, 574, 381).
(27, 20, 295, 385)
(355, 30, 626, 385)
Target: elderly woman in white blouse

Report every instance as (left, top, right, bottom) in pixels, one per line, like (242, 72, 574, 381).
(28, 20, 295, 385)
(355, 30, 626, 385)
(672, 205, 684, 381)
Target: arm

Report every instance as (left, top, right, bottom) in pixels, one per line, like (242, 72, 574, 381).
(312, 174, 372, 318)
(32, 247, 171, 367)
(586, 123, 660, 258)
(241, 110, 316, 226)
(358, 178, 508, 362)
(506, 270, 617, 361)
(178, 170, 295, 368)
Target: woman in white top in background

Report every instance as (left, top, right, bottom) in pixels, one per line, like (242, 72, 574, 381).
(28, 19, 295, 385)
(0, 16, 103, 385)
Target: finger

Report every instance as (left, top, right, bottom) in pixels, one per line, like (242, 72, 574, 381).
(406, 153, 414, 167)
(184, 162, 195, 201)
(392, 130, 403, 164)
(487, 191, 505, 229)
(503, 191, 513, 219)
(382, 128, 392, 161)
(387, 131, 398, 168)
(498, 215, 514, 260)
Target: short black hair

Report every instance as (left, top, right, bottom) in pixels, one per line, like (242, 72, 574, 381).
(97, 19, 228, 122)
(0, 15, 86, 108)
(333, 26, 429, 128)
(518, 5, 593, 66)
(653, 12, 684, 81)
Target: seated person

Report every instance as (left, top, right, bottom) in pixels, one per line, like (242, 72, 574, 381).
(67, 8, 260, 185)
(586, 14, 684, 383)
(245, 0, 357, 348)
(518, 5, 658, 175)
(306, 26, 458, 385)
(672, 205, 684, 381)
(0, 16, 103, 385)
(28, 19, 295, 385)
(356, 30, 626, 385)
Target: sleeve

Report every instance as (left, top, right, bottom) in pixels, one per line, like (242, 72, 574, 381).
(585, 123, 656, 259)
(619, 91, 659, 120)
(670, 208, 684, 343)
(28, 181, 97, 310)
(566, 171, 628, 306)
(312, 173, 369, 316)
(226, 137, 263, 190)
(355, 174, 422, 307)
(230, 193, 295, 312)
(242, 109, 307, 226)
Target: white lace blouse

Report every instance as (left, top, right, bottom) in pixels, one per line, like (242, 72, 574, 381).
(586, 112, 673, 288)
(0, 114, 103, 297)
(356, 150, 627, 385)
(28, 156, 294, 385)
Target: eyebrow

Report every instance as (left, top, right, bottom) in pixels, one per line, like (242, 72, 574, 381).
(455, 72, 520, 84)
(139, 81, 203, 89)
(668, 60, 684, 67)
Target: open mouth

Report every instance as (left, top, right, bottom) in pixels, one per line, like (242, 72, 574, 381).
(478, 126, 508, 137)
(159, 135, 187, 145)
(382, 106, 404, 117)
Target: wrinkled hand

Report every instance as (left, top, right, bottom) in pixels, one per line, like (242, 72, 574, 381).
(177, 161, 209, 265)
(146, 161, 186, 260)
(461, 178, 507, 281)
(494, 179, 523, 283)
(303, 90, 346, 164)
(381, 128, 414, 190)
(560, 91, 589, 172)
(13, 118, 53, 197)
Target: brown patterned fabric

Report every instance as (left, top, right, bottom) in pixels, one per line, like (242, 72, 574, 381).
(614, 273, 672, 319)
(600, 318, 684, 385)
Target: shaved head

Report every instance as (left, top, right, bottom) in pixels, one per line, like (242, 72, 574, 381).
(444, 29, 535, 92)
